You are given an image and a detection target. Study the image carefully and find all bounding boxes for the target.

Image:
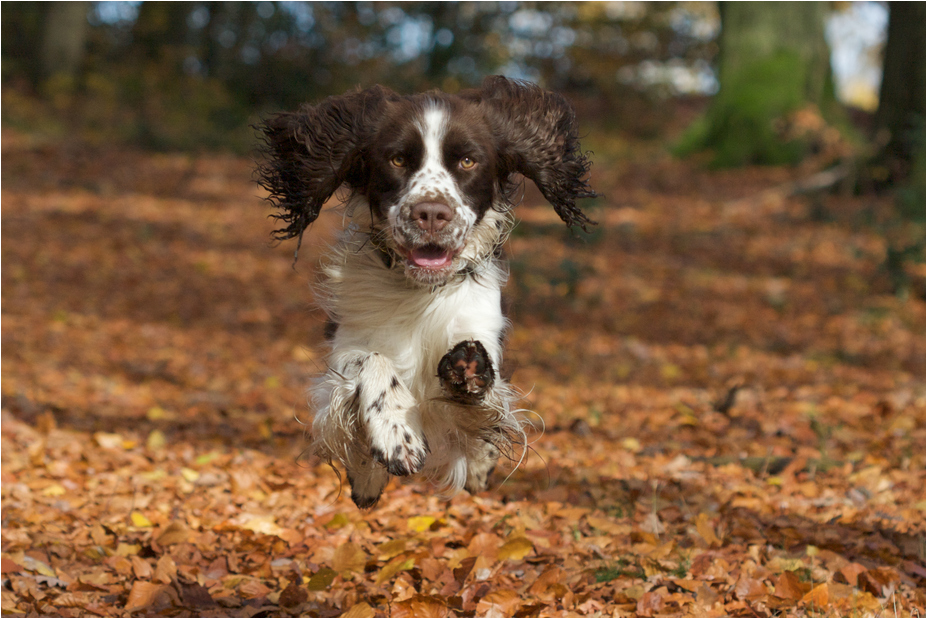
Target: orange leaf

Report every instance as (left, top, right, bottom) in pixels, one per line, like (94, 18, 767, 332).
(392, 594, 449, 618)
(340, 602, 375, 618)
(125, 581, 176, 612)
(695, 513, 721, 546)
(801, 583, 829, 607)
(476, 589, 520, 617)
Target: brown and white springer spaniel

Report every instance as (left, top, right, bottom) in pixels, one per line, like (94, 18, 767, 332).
(259, 76, 596, 508)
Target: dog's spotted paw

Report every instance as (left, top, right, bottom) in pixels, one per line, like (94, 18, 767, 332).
(438, 340, 495, 404)
(368, 423, 429, 477)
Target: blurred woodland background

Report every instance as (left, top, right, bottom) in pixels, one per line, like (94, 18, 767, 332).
(2, 0, 924, 284)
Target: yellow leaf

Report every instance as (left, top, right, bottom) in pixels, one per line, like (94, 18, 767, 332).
(377, 538, 407, 560)
(497, 537, 533, 561)
(115, 543, 141, 557)
(42, 483, 66, 497)
(146, 407, 167, 421)
(180, 467, 200, 483)
(621, 437, 641, 452)
(325, 513, 351, 529)
(146, 430, 166, 451)
(20, 556, 56, 578)
(407, 516, 435, 532)
(332, 542, 366, 574)
(375, 556, 414, 585)
(131, 511, 153, 527)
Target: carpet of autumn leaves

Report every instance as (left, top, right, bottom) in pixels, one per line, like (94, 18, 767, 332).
(2, 125, 925, 618)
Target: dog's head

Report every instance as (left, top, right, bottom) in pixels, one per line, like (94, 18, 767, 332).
(258, 76, 597, 285)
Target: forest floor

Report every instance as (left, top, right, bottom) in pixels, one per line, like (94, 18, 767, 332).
(1, 126, 924, 618)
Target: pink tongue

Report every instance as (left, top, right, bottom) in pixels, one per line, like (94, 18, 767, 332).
(409, 246, 452, 268)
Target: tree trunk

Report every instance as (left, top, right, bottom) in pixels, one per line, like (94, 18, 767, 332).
(874, 2, 926, 165)
(678, 2, 834, 167)
(39, 2, 89, 81)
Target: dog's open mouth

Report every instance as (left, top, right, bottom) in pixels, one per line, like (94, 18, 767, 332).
(405, 244, 455, 270)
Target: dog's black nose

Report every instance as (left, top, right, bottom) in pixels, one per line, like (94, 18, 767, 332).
(411, 202, 453, 233)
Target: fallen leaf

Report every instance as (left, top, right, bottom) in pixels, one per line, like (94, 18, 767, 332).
(154, 554, 177, 584)
(695, 512, 721, 546)
(130, 511, 153, 527)
(307, 567, 337, 591)
(340, 601, 375, 618)
(124, 581, 174, 612)
(156, 521, 189, 546)
(801, 583, 829, 607)
(332, 542, 367, 574)
(407, 516, 436, 532)
(497, 537, 533, 561)
(476, 589, 520, 616)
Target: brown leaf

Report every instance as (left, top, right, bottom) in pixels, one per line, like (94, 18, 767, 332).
(476, 589, 520, 617)
(178, 582, 217, 609)
(836, 562, 867, 586)
(734, 576, 767, 601)
(156, 521, 189, 546)
(124, 581, 175, 612)
(154, 554, 177, 584)
(131, 555, 153, 580)
(774, 570, 809, 601)
(636, 587, 667, 617)
(858, 567, 899, 597)
(279, 582, 308, 608)
(695, 512, 721, 546)
(332, 541, 367, 574)
(392, 594, 449, 618)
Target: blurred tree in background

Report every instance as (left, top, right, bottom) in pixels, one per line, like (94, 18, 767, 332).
(676, 2, 836, 166)
(2, 1, 720, 150)
(0, 0, 922, 195)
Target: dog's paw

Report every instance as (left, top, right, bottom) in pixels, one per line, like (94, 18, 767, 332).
(438, 340, 495, 404)
(347, 465, 389, 509)
(368, 422, 429, 477)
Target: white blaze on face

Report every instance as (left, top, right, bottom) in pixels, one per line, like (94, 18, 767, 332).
(387, 103, 477, 233)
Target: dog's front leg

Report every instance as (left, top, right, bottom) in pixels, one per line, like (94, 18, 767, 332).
(438, 340, 506, 494)
(319, 351, 429, 507)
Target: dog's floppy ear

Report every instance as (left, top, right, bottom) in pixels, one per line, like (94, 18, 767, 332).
(475, 76, 597, 229)
(257, 85, 395, 245)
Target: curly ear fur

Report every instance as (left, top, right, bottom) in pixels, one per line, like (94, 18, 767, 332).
(473, 76, 598, 230)
(257, 85, 396, 244)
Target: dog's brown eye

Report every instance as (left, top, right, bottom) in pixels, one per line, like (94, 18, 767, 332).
(390, 155, 406, 168)
(459, 157, 477, 170)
